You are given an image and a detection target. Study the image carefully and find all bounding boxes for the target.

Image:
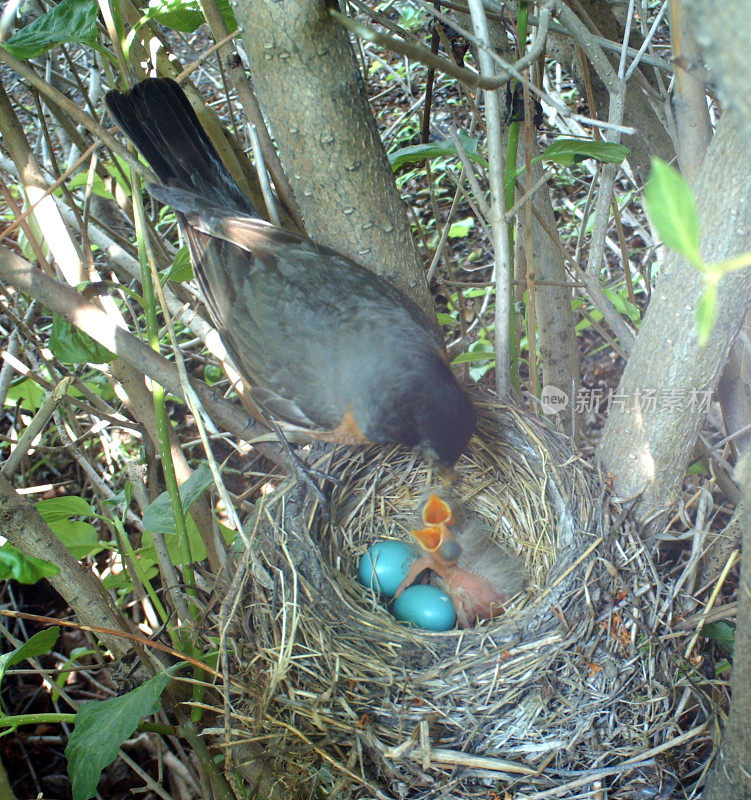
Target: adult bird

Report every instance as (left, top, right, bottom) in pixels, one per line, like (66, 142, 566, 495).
(105, 78, 475, 467)
(394, 492, 525, 628)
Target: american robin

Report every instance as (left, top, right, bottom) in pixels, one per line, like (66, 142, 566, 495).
(105, 79, 475, 467)
(394, 492, 525, 627)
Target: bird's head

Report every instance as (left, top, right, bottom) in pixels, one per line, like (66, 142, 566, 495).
(411, 493, 462, 566)
(415, 365, 476, 467)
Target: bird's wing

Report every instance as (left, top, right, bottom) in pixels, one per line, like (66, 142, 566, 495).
(151, 184, 448, 434)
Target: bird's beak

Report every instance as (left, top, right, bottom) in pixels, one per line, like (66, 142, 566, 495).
(436, 463, 461, 487)
(411, 524, 444, 552)
(422, 493, 455, 526)
(411, 522, 461, 565)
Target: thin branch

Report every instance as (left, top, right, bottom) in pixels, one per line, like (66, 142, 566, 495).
(2, 376, 73, 476)
(418, 0, 636, 135)
(0, 47, 154, 181)
(0, 246, 277, 456)
(331, 8, 504, 89)
(624, 1, 669, 81)
(467, 0, 511, 398)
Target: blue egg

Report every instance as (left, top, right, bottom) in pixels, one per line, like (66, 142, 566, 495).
(392, 585, 457, 631)
(359, 540, 417, 598)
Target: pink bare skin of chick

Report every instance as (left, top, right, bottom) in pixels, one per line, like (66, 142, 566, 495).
(394, 493, 525, 628)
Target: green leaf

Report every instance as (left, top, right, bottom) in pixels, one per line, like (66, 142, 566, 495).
(4, 377, 45, 412)
(448, 217, 475, 238)
(36, 496, 95, 523)
(644, 159, 702, 265)
(451, 346, 495, 365)
(388, 132, 486, 171)
(102, 561, 158, 592)
(142, 463, 214, 565)
(602, 288, 640, 323)
(0, 627, 59, 689)
(36, 496, 104, 561)
(48, 519, 103, 560)
(542, 138, 630, 166)
(148, 2, 203, 31)
(0, 543, 59, 583)
(4, 0, 100, 59)
(79, 373, 116, 404)
(65, 171, 113, 200)
(144, 0, 236, 33)
(66, 666, 179, 800)
(453, 339, 495, 381)
(53, 648, 97, 702)
(165, 246, 193, 282)
(436, 312, 456, 326)
(696, 282, 716, 345)
(203, 363, 223, 385)
(145, 508, 203, 565)
(702, 621, 735, 656)
(685, 460, 708, 477)
(100, 157, 132, 198)
(398, 5, 427, 30)
(50, 314, 116, 365)
(143, 463, 213, 533)
(217, 521, 236, 546)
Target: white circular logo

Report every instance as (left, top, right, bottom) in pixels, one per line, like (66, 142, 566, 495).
(541, 385, 569, 415)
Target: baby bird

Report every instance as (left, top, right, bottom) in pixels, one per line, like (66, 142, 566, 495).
(394, 492, 526, 628)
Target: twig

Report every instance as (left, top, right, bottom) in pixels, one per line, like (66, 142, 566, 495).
(418, 0, 636, 135)
(0, 245, 270, 453)
(623, 1, 668, 81)
(331, 9, 504, 90)
(2, 376, 73, 476)
(683, 549, 739, 659)
(467, 0, 511, 398)
(432, 0, 674, 73)
(0, 47, 154, 180)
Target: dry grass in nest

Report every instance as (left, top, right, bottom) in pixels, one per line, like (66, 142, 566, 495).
(219, 400, 704, 797)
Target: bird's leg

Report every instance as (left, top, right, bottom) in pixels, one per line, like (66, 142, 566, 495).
(268, 420, 337, 520)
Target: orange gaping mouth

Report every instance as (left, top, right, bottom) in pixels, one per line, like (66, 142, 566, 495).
(422, 493, 455, 526)
(411, 525, 444, 552)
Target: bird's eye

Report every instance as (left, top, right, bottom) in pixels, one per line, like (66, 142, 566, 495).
(440, 540, 462, 563)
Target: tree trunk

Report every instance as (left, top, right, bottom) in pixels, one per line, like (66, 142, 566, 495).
(702, 450, 751, 799)
(686, 1, 751, 155)
(234, 0, 433, 313)
(484, 17, 579, 429)
(682, 5, 751, 796)
(597, 110, 751, 532)
(518, 147, 579, 435)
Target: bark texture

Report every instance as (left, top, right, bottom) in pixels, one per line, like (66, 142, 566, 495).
(684, 4, 751, 796)
(235, 0, 432, 312)
(687, 0, 751, 161)
(519, 150, 579, 433)
(702, 451, 751, 799)
(597, 110, 751, 529)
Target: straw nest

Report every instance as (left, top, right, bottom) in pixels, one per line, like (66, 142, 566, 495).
(222, 400, 693, 798)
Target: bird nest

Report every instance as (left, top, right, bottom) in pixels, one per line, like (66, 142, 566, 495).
(219, 400, 690, 798)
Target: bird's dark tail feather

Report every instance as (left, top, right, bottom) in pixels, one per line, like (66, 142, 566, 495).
(105, 78, 256, 216)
